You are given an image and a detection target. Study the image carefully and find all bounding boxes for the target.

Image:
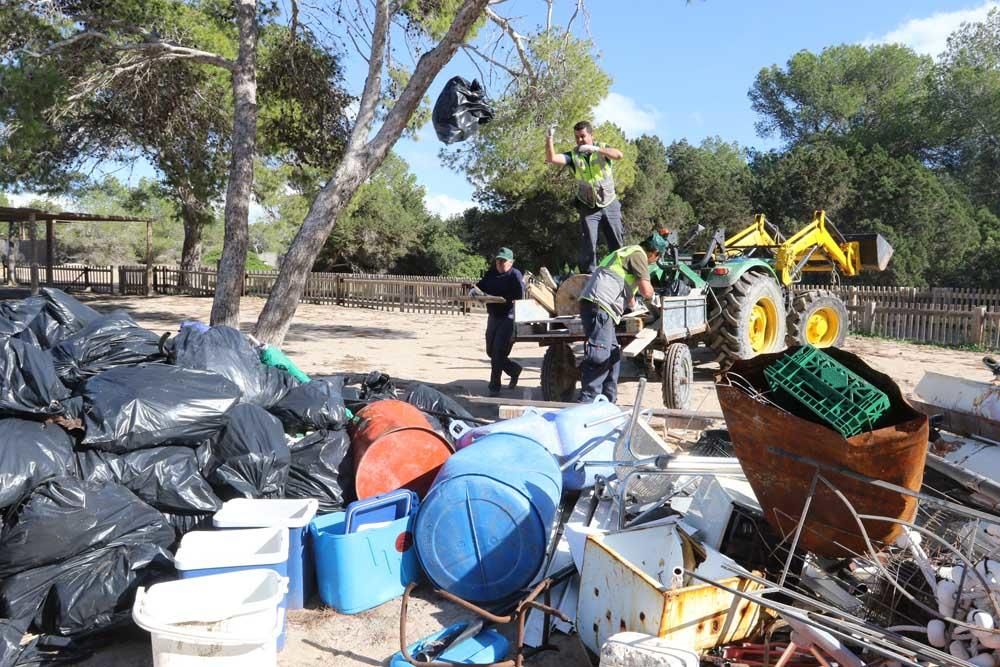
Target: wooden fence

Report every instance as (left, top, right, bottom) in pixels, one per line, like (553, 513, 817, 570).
(117, 265, 479, 315)
(5, 264, 114, 293)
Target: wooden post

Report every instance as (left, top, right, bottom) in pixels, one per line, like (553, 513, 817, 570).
(45, 219, 54, 286)
(145, 220, 153, 296)
(972, 306, 987, 347)
(862, 301, 877, 334)
(5, 221, 15, 287)
(28, 212, 38, 295)
(118, 266, 126, 295)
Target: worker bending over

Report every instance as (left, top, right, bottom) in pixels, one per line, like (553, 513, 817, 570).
(470, 247, 524, 396)
(545, 120, 625, 273)
(577, 233, 668, 403)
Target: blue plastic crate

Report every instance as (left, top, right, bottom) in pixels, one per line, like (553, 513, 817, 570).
(310, 508, 421, 614)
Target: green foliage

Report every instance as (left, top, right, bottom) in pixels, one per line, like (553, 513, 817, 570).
(620, 135, 694, 241)
(203, 248, 271, 271)
(750, 143, 857, 229)
(667, 137, 753, 235)
(749, 44, 933, 154)
(394, 218, 488, 278)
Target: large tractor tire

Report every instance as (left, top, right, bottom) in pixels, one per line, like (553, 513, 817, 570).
(787, 289, 849, 348)
(541, 343, 579, 402)
(709, 271, 787, 367)
(661, 343, 693, 410)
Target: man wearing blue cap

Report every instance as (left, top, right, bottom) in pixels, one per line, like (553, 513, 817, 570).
(577, 232, 668, 403)
(469, 247, 524, 396)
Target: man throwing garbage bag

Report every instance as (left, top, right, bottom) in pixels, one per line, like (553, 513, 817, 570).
(577, 232, 668, 403)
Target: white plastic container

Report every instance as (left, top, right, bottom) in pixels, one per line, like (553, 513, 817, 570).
(133, 569, 287, 667)
(213, 499, 318, 609)
(174, 528, 289, 575)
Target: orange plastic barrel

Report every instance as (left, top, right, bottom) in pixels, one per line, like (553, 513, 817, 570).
(349, 400, 453, 499)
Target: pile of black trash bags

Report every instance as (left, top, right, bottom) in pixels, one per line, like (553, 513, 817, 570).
(0, 288, 475, 665)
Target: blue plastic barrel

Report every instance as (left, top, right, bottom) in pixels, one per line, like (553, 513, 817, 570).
(414, 433, 562, 603)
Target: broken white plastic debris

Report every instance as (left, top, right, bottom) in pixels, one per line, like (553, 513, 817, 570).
(927, 620, 947, 647)
(937, 580, 959, 618)
(949, 640, 971, 660)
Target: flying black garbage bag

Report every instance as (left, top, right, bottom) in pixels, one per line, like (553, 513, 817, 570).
(50, 310, 164, 388)
(286, 430, 355, 512)
(432, 76, 493, 144)
(0, 477, 174, 578)
(0, 542, 170, 637)
(0, 419, 75, 511)
(80, 365, 241, 453)
(164, 325, 297, 408)
(75, 447, 222, 516)
(204, 404, 290, 500)
(0, 338, 70, 418)
(268, 376, 347, 434)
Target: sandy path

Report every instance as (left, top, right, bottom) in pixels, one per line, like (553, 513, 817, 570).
(66, 294, 988, 666)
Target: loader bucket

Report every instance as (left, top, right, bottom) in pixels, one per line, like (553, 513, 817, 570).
(845, 233, 894, 272)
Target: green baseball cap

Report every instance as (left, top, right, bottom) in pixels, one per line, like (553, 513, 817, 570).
(495, 247, 514, 261)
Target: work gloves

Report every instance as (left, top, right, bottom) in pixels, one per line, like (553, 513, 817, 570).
(469, 286, 486, 297)
(650, 294, 663, 309)
(547, 124, 557, 139)
(576, 144, 599, 154)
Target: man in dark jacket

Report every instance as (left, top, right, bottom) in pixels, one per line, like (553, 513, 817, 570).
(470, 247, 524, 396)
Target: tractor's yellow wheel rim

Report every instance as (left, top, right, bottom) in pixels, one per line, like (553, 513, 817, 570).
(806, 306, 841, 347)
(748, 297, 779, 352)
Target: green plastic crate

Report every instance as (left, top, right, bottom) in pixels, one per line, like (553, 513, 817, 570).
(764, 346, 890, 438)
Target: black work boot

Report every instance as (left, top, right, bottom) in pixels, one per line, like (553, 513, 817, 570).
(507, 366, 522, 390)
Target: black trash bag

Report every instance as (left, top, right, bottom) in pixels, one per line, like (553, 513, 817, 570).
(38, 289, 101, 334)
(0, 542, 170, 637)
(0, 419, 75, 511)
(75, 447, 221, 516)
(432, 76, 493, 144)
(80, 365, 241, 453)
(0, 477, 173, 578)
(0, 618, 27, 667)
(268, 377, 347, 435)
(0, 338, 70, 418)
(165, 326, 297, 408)
(161, 512, 214, 541)
(328, 370, 396, 411)
(50, 311, 164, 388)
(204, 404, 290, 500)
(405, 384, 474, 421)
(286, 430, 355, 513)
(0, 298, 54, 349)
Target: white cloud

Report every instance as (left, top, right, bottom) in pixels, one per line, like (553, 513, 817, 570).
(425, 193, 474, 218)
(865, 1, 999, 58)
(593, 92, 661, 138)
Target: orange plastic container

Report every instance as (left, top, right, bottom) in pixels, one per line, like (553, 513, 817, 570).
(350, 400, 453, 499)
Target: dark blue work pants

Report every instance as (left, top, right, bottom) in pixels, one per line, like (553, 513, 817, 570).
(578, 300, 620, 403)
(486, 314, 520, 390)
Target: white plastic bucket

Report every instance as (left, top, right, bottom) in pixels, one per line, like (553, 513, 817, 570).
(133, 569, 288, 667)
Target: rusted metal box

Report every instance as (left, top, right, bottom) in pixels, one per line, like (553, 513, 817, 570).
(577, 523, 764, 656)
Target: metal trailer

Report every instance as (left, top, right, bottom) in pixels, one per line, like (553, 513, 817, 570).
(513, 290, 709, 409)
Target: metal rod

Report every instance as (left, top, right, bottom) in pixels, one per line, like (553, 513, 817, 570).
(779, 470, 818, 588)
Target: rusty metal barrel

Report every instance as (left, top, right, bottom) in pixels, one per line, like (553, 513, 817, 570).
(349, 400, 453, 500)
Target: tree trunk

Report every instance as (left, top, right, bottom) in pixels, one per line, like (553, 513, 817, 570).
(6, 222, 15, 287)
(254, 0, 491, 345)
(210, 0, 258, 328)
(179, 188, 210, 290)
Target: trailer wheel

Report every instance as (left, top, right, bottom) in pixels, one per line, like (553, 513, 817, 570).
(661, 343, 693, 410)
(541, 343, 579, 402)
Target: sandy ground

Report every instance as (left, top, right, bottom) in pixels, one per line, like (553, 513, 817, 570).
(59, 293, 992, 667)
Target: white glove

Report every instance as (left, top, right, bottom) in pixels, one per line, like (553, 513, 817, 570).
(547, 124, 557, 139)
(650, 294, 663, 308)
(469, 287, 485, 297)
(577, 144, 599, 154)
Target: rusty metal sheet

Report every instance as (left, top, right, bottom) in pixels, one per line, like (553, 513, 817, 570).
(718, 347, 928, 558)
(577, 532, 764, 656)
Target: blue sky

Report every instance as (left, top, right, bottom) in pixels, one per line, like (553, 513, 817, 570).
(9, 0, 998, 220)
